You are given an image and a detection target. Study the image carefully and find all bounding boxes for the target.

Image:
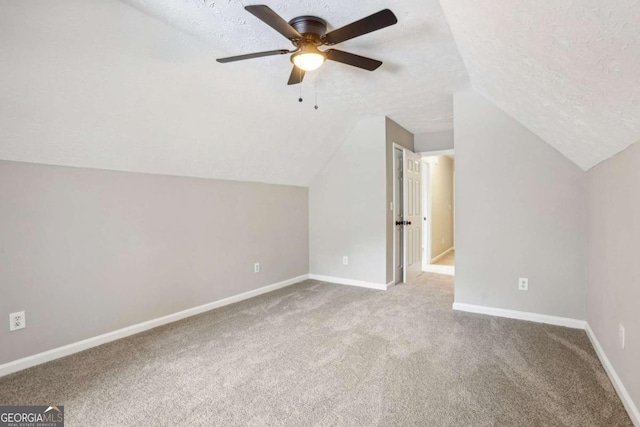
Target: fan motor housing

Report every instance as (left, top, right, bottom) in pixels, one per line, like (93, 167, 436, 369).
(288, 16, 327, 40)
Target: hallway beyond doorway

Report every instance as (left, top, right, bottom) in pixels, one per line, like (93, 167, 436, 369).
(434, 249, 454, 266)
(421, 151, 455, 277)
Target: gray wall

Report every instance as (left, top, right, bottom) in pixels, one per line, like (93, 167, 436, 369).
(0, 160, 308, 364)
(415, 130, 454, 153)
(310, 117, 388, 284)
(587, 140, 640, 409)
(385, 118, 415, 283)
(454, 90, 587, 320)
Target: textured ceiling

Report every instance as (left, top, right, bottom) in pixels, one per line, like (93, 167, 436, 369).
(439, 0, 640, 170)
(0, 0, 467, 186)
(123, 0, 468, 134)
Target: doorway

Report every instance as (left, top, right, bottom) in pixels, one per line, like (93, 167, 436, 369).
(421, 151, 455, 276)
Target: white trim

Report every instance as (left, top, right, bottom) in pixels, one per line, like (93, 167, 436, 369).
(452, 302, 586, 329)
(309, 274, 388, 291)
(386, 279, 397, 289)
(585, 323, 640, 426)
(402, 146, 409, 284)
(0, 274, 309, 378)
(421, 161, 431, 267)
(430, 246, 454, 264)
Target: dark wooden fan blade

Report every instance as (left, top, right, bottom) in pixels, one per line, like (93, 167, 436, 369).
(287, 66, 305, 85)
(217, 49, 291, 63)
(245, 5, 302, 40)
(325, 49, 382, 71)
(324, 9, 397, 45)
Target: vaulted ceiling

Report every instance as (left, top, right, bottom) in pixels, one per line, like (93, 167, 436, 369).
(1, 0, 637, 184)
(0, 0, 467, 186)
(123, 0, 468, 133)
(439, 0, 640, 170)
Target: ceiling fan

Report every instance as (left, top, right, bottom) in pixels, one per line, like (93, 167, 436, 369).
(216, 5, 398, 85)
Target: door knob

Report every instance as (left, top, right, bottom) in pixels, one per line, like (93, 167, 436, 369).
(407, 221, 412, 225)
(395, 221, 403, 226)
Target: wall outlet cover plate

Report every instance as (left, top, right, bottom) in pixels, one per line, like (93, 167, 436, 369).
(10, 311, 26, 331)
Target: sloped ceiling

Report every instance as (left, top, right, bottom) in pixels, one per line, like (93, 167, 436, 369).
(0, 0, 467, 186)
(122, 0, 468, 133)
(439, 0, 640, 170)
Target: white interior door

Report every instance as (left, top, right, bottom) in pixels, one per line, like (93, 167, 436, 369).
(403, 151, 422, 283)
(394, 148, 404, 283)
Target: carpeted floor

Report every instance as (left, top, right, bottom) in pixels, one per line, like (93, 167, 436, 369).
(434, 250, 455, 266)
(0, 274, 632, 426)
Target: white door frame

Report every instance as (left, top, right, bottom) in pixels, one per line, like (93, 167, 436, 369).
(421, 161, 431, 268)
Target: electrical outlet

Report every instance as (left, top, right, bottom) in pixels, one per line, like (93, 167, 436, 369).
(518, 278, 528, 291)
(9, 311, 26, 331)
(343, 256, 349, 265)
(619, 324, 626, 349)
(254, 262, 260, 273)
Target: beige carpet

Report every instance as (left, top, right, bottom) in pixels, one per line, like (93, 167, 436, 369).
(434, 249, 455, 266)
(0, 274, 632, 426)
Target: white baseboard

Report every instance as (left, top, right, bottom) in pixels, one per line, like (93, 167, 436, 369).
(452, 302, 586, 329)
(0, 274, 309, 378)
(430, 246, 454, 264)
(585, 323, 640, 426)
(308, 274, 388, 291)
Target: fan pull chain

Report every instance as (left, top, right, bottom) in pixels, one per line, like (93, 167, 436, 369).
(298, 68, 303, 102)
(314, 79, 319, 110)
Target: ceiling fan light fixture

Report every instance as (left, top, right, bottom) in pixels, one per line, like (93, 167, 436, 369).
(291, 48, 325, 71)
(217, 6, 398, 85)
